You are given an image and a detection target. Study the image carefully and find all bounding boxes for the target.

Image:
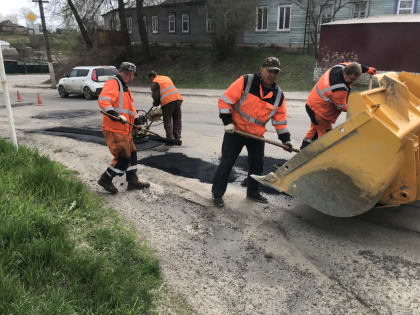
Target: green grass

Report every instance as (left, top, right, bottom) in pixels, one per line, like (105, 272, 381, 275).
(0, 139, 162, 314)
(2, 31, 84, 56)
(135, 46, 316, 91)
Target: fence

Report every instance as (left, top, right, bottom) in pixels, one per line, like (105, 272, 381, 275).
(96, 30, 126, 47)
(4, 60, 49, 74)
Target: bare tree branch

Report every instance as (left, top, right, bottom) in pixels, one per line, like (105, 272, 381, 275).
(208, 0, 257, 60)
(67, 0, 93, 48)
(293, 0, 358, 55)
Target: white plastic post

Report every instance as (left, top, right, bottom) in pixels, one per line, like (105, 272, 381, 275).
(0, 47, 18, 148)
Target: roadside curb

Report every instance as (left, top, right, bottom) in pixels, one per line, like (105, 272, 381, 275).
(130, 89, 308, 102)
(13, 84, 53, 90)
(12, 84, 309, 101)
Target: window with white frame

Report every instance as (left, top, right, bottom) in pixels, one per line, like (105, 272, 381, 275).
(182, 14, 189, 33)
(206, 11, 215, 32)
(168, 13, 176, 33)
(126, 16, 132, 33)
(352, 1, 369, 18)
(321, 4, 334, 24)
(277, 5, 291, 31)
(256, 6, 268, 31)
(398, 0, 414, 14)
(152, 16, 158, 33)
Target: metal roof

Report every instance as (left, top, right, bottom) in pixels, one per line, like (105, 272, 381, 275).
(324, 14, 420, 25)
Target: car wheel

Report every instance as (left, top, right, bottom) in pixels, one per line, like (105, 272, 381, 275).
(58, 85, 68, 98)
(83, 87, 93, 100)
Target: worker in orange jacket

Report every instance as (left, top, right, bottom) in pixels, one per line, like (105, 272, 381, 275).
(301, 62, 376, 149)
(149, 71, 183, 145)
(212, 57, 293, 207)
(97, 62, 150, 194)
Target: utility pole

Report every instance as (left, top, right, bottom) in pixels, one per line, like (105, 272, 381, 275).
(0, 48, 18, 148)
(33, 0, 56, 89)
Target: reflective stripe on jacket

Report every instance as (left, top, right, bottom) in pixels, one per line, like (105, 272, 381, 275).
(98, 77, 136, 135)
(153, 75, 183, 106)
(306, 63, 351, 123)
(218, 74, 287, 137)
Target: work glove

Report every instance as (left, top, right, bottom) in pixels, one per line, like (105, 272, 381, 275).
(367, 67, 376, 75)
(106, 110, 120, 121)
(283, 141, 293, 153)
(224, 123, 235, 134)
(119, 115, 127, 124)
(278, 131, 291, 144)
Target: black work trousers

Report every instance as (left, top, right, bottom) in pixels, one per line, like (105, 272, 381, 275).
(162, 100, 182, 140)
(212, 132, 265, 198)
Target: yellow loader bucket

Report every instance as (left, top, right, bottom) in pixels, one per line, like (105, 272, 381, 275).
(252, 72, 420, 217)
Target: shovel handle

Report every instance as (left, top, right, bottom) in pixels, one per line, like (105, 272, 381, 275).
(101, 110, 136, 127)
(233, 130, 299, 153)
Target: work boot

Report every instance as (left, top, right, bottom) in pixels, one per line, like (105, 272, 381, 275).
(247, 192, 268, 204)
(126, 171, 150, 190)
(127, 181, 150, 190)
(174, 139, 182, 146)
(165, 138, 176, 146)
(300, 139, 311, 150)
(212, 195, 224, 207)
(98, 172, 118, 194)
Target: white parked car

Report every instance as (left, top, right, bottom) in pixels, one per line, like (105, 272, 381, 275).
(57, 66, 117, 100)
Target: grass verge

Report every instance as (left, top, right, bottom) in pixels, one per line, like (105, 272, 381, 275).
(0, 138, 162, 314)
(135, 46, 316, 91)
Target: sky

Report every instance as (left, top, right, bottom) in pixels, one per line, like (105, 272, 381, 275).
(1, 0, 51, 25)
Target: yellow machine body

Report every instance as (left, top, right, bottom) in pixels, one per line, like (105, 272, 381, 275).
(252, 72, 420, 217)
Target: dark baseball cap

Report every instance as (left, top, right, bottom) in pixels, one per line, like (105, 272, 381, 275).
(262, 57, 281, 71)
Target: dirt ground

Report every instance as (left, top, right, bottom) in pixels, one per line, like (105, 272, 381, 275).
(1, 79, 420, 314)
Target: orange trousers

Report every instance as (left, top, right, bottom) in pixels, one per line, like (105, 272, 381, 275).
(303, 116, 332, 142)
(301, 105, 333, 150)
(103, 131, 137, 177)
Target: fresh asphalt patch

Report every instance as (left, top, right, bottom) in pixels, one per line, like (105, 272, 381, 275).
(137, 152, 288, 195)
(0, 102, 35, 108)
(138, 152, 237, 184)
(31, 125, 289, 195)
(31, 127, 163, 150)
(31, 110, 97, 119)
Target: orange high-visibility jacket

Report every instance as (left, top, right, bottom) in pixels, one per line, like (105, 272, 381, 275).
(153, 75, 183, 106)
(218, 74, 287, 138)
(306, 63, 352, 123)
(98, 77, 136, 135)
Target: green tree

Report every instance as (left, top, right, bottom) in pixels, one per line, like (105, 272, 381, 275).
(207, 0, 256, 60)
